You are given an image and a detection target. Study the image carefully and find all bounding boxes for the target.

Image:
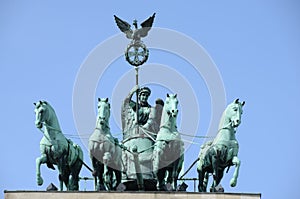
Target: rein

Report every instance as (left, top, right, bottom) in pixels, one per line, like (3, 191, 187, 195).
(39, 122, 62, 133)
(37, 122, 63, 143)
(90, 127, 115, 144)
(217, 121, 235, 133)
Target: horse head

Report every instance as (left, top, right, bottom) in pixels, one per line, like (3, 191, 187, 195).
(165, 94, 179, 118)
(225, 99, 245, 128)
(97, 98, 111, 129)
(34, 100, 50, 129)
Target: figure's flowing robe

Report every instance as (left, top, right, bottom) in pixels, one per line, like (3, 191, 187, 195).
(121, 96, 163, 180)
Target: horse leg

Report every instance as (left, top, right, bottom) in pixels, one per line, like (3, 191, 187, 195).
(57, 153, 70, 191)
(113, 169, 122, 190)
(157, 168, 166, 191)
(197, 166, 206, 192)
(36, 154, 47, 186)
(103, 165, 112, 190)
(93, 158, 105, 191)
(91, 157, 99, 190)
(214, 168, 224, 192)
(57, 163, 69, 191)
(230, 156, 241, 187)
(210, 153, 219, 192)
(57, 165, 65, 191)
(165, 166, 173, 191)
(171, 159, 180, 190)
(65, 168, 71, 191)
(69, 157, 83, 190)
(172, 168, 177, 191)
(98, 163, 105, 190)
(203, 172, 209, 191)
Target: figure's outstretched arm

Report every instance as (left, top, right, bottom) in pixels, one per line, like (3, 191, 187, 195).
(121, 85, 139, 131)
(122, 85, 139, 106)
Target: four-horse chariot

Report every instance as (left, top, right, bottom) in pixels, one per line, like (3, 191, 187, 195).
(33, 13, 246, 193)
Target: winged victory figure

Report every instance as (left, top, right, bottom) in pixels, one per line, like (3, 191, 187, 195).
(114, 13, 156, 43)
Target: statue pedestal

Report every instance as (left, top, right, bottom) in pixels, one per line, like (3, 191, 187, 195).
(4, 191, 261, 199)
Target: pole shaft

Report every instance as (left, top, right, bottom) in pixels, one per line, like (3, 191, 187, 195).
(135, 67, 139, 135)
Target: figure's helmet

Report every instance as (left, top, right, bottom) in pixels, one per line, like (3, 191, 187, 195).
(139, 87, 151, 96)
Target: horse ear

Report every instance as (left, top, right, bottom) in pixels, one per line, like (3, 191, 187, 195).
(98, 98, 101, 102)
(105, 98, 109, 102)
(33, 102, 36, 106)
(174, 94, 177, 98)
(234, 99, 239, 104)
(167, 93, 170, 97)
(241, 101, 245, 106)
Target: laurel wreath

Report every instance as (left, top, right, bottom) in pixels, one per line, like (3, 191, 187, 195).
(125, 42, 149, 66)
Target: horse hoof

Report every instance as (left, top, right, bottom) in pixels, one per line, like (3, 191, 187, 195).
(157, 184, 168, 191)
(209, 187, 214, 192)
(230, 179, 236, 187)
(98, 184, 106, 191)
(198, 185, 206, 192)
(166, 183, 173, 191)
(37, 177, 43, 186)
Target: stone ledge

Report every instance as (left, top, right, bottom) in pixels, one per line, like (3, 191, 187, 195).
(4, 191, 261, 199)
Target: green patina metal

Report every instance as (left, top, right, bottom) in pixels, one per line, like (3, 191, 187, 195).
(152, 94, 184, 191)
(197, 99, 245, 192)
(33, 14, 247, 193)
(115, 14, 159, 189)
(88, 98, 122, 191)
(121, 86, 164, 190)
(34, 101, 83, 191)
(114, 13, 155, 67)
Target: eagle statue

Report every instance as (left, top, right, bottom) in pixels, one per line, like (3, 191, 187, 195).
(114, 13, 156, 43)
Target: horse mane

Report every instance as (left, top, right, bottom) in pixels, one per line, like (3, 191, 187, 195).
(42, 101, 55, 112)
(40, 101, 62, 132)
(218, 107, 228, 130)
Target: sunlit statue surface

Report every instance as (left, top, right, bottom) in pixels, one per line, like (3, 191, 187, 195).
(114, 13, 155, 66)
(121, 86, 163, 190)
(89, 98, 122, 191)
(197, 99, 245, 192)
(122, 86, 163, 137)
(152, 94, 184, 191)
(30, 12, 249, 193)
(34, 101, 83, 191)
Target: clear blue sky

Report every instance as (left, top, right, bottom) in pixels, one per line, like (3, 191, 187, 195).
(1, 1, 299, 199)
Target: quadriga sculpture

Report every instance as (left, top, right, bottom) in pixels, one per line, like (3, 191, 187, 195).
(153, 94, 184, 191)
(89, 98, 122, 190)
(197, 99, 245, 192)
(34, 101, 83, 191)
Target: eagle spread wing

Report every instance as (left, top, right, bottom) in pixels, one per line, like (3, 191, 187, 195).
(114, 13, 156, 40)
(114, 15, 133, 39)
(137, 13, 156, 38)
